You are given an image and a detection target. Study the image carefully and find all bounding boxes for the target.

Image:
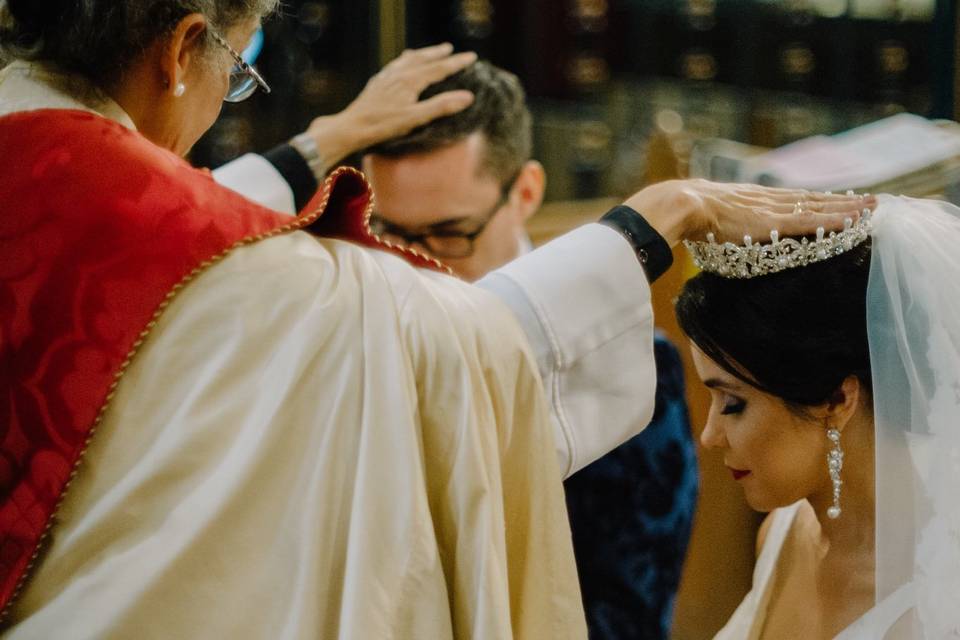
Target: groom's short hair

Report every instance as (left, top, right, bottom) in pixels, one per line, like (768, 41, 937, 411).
(365, 60, 532, 185)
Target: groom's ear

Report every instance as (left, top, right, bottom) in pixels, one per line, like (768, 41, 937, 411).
(822, 375, 863, 432)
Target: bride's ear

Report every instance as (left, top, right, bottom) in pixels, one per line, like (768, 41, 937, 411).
(820, 375, 863, 432)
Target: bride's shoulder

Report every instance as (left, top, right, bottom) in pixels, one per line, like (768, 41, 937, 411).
(756, 501, 813, 556)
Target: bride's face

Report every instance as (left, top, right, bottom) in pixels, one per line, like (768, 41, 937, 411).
(691, 345, 832, 512)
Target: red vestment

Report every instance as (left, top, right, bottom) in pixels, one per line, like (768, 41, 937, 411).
(0, 109, 443, 617)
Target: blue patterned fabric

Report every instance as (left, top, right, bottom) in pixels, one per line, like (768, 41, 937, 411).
(564, 334, 699, 640)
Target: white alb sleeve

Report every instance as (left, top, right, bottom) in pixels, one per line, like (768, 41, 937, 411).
(212, 153, 297, 214)
(477, 223, 657, 478)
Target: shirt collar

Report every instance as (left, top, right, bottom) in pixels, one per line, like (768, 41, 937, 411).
(0, 61, 137, 131)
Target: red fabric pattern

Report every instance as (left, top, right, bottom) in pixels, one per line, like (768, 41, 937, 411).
(0, 109, 428, 616)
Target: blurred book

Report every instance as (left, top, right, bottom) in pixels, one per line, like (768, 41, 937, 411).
(703, 113, 960, 198)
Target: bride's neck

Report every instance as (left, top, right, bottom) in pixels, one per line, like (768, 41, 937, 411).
(808, 409, 875, 555)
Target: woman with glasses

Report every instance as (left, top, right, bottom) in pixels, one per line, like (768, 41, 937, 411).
(0, 0, 870, 637)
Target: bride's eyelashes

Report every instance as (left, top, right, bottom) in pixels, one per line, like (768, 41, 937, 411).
(720, 397, 746, 415)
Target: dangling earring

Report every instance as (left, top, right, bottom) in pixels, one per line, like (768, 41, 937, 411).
(826, 426, 843, 519)
(173, 82, 186, 97)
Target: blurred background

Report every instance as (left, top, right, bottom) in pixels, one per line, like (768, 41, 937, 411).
(191, 2, 958, 638)
(193, 0, 957, 202)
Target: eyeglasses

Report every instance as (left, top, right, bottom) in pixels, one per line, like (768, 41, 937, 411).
(369, 172, 520, 259)
(210, 28, 271, 103)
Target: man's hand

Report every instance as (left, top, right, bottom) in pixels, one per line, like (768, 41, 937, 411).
(303, 44, 476, 175)
(623, 179, 878, 247)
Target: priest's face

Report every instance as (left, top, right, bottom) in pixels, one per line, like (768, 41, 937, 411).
(179, 21, 262, 155)
(137, 17, 261, 156)
(362, 133, 544, 282)
(691, 345, 833, 513)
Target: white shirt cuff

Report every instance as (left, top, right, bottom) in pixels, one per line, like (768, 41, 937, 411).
(478, 223, 657, 477)
(212, 153, 297, 215)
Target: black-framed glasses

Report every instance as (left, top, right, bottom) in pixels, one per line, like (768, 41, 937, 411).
(211, 28, 271, 103)
(370, 172, 520, 259)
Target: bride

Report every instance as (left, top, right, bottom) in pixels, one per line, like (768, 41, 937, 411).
(676, 195, 960, 639)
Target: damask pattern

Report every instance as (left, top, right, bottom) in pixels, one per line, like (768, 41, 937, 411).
(565, 335, 698, 640)
(0, 109, 404, 615)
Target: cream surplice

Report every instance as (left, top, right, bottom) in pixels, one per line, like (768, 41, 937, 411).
(2, 62, 659, 481)
(0, 64, 592, 638)
(6, 236, 585, 639)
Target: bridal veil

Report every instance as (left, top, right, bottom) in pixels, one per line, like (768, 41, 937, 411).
(868, 194, 960, 638)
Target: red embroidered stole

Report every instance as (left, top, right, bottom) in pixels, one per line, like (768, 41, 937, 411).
(0, 109, 444, 617)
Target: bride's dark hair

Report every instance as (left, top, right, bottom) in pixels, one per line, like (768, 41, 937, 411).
(676, 241, 872, 410)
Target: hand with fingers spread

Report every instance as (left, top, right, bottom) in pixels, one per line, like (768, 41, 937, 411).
(299, 43, 477, 177)
(622, 179, 877, 248)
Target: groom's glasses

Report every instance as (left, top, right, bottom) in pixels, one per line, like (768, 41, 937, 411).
(211, 28, 271, 103)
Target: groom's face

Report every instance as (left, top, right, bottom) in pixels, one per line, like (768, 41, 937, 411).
(691, 346, 830, 513)
(362, 134, 540, 282)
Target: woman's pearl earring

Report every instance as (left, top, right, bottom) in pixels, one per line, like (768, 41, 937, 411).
(826, 427, 844, 519)
(173, 82, 186, 97)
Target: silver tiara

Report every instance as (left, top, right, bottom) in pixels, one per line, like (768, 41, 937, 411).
(683, 210, 873, 279)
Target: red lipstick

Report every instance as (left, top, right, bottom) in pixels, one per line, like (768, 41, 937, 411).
(728, 468, 750, 480)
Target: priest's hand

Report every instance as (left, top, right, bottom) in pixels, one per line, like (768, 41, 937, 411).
(298, 44, 476, 177)
(622, 179, 877, 248)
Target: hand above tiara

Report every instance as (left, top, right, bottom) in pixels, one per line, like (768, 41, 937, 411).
(621, 179, 878, 248)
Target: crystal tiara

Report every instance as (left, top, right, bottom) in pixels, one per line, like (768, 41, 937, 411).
(683, 210, 873, 279)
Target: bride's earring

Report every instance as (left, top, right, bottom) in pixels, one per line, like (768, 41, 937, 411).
(826, 427, 843, 519)
(173, 82, 186, 97)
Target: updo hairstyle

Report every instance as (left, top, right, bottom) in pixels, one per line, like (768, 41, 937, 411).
(675, 241, 873, 413)
(0, 0, 277, 88)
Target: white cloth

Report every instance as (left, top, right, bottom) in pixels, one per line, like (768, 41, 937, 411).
(5, 234, 585, 639)
(0, 60, 658, 478)
(868, 195, 960, 639)
(478, 226, 655, 477)
(714, 502, 802, 640)
(0, 65, 595, 636)
(212, 152, 296, 213)
(0, 61, 660, 637)
(0, 61, 135, 127)
(218, 161, 656, 479)
(714, 503, 915, 640)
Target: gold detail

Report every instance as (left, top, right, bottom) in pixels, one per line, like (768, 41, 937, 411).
(566, 53, 610, 89)
(680, 50, 717, 81)
(878, 40, 909, 74)
(781, 44, 816, 77)
(378, 0, 405, 67)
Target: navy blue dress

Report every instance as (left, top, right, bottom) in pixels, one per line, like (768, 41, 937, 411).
(564, 334, 699, 640)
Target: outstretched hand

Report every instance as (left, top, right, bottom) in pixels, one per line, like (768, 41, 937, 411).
(623, 179, 877, 248)
(303, 44, 476, 174)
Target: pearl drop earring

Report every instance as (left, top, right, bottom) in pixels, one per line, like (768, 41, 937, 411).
(826, 427, 844, 519)
(173, 82, 186, 97)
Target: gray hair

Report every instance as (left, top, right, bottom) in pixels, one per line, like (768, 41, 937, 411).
(0, 0, 277, 87)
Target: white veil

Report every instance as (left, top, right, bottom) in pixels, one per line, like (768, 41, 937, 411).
(868, 194, 960, 639)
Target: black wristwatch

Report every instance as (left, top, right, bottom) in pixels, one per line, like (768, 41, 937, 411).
(599, 205, 674, 283)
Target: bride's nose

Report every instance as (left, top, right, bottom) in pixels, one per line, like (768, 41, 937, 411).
(699, 416, 727, 450)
